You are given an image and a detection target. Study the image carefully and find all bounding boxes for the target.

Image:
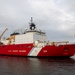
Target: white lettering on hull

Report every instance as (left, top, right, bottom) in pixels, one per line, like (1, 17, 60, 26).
(8, 50, 26, 52)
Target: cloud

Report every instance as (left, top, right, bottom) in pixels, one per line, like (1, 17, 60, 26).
(0, 0, 75, 42)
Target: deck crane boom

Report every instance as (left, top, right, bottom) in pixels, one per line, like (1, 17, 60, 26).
(0, 28, 8, 40)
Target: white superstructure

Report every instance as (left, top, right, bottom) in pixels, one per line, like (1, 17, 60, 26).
(15, 30, 48, 44)
(1, 18, 48, 45)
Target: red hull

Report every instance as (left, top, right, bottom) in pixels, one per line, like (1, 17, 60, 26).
(0, 43, 75, 57)
(38, 44, 75, 57)
(0, 44, 33, 56)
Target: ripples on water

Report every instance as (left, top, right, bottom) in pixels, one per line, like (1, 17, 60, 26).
(0, 56, 75, 75)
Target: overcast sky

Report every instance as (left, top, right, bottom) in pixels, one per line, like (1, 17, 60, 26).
(0, 0, 75, 42)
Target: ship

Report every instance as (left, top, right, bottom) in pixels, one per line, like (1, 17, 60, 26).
(0, 17, 75, 57)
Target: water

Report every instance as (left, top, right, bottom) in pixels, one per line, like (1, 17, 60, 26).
(0, 56, 75, 75)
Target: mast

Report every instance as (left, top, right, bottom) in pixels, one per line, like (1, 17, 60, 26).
(30, 17, 36, 30)
(30, 17, 33, 24)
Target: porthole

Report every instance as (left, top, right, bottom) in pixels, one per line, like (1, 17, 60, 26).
(22, 45, 25, 48)
(16, 46, 19, 48)
(2, 46, 4, 48)
(28, 46, 31, 48)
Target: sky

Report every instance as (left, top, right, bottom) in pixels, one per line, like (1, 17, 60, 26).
(0, 0, 75, 42)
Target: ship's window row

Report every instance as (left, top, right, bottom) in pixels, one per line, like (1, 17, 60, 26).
(16, 45, 31, 48)
(1, 45, 32, 48)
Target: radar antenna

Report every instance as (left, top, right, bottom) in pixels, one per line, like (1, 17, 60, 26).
(30, 17, 33, 24)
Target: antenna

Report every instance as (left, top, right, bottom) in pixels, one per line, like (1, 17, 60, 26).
(30, 17, 33, 23)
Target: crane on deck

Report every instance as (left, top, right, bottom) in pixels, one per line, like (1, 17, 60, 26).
(0, 28, 8, 40)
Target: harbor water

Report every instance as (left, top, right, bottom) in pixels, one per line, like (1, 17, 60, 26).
(0, 56, 75, 75)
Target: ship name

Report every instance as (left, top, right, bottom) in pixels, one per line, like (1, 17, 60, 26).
(8, 50, 26, 52)
(19, 50, 26, 52)
(43, 50, 47, 53)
